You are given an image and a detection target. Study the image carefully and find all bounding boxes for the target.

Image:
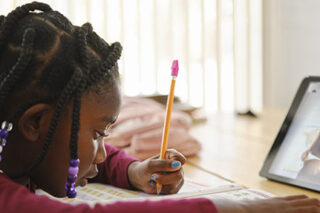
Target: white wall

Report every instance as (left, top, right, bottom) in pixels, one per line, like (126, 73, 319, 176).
(263, 0, 320, 109)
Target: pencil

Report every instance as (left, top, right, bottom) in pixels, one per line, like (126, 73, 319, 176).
(156, 60, 179, 194)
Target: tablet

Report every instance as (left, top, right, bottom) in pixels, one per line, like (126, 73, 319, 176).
(260, 76, 320, 192)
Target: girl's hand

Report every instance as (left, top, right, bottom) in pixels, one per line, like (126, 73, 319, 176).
(214, 195, 320, 213)
(127, 149, 186, 194)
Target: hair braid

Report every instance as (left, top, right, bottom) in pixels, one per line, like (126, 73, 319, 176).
(86, 42, 122, 85)
(70, 90, 81, 159)
(66, 27, 91, 160)
(75, 27, 89, 78)
(0, 28, 35, 109)
(0, 2, 52, 52)
(104, 42, 122, 69)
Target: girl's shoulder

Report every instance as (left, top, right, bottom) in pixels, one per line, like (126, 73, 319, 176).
(0, 172, 27, 190)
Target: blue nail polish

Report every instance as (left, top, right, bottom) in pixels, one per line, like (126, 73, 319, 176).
(151, 174, 155, 180)
(172, 161, 181, 168)
(149, 180, 153, 186)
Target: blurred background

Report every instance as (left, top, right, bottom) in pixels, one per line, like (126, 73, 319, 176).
(1, 0, 319, 113)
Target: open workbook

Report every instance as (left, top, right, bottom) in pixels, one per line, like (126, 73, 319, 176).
(36, 177, 273, 206)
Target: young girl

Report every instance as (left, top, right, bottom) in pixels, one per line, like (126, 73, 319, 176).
(0, 2, 319, 212)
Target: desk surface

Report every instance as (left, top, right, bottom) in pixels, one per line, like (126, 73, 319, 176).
(187, 108, 320, 198)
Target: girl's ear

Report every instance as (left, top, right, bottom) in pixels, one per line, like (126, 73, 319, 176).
(18, 104, 53, 142)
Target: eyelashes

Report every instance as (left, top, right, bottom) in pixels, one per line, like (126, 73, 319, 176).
(95, 131, 109, 139)
(94, 123, 114, 140)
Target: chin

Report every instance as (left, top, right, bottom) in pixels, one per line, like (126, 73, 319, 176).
(50, 190, 67, 198)
(41, 185, 67, 198)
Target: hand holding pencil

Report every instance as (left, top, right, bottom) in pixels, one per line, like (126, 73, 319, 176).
(126, 60, 185, 195)
(157, 60, 180, 194)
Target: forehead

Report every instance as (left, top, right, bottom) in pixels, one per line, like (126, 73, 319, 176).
(81, 82, 121, 123)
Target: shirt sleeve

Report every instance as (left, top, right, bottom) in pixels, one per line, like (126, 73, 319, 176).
(89, 143, 138, 189)
(0, 173, 218, 213)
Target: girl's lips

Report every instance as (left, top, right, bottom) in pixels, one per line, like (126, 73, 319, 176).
(79, 165, 99, 187)
(79, 178, 88, 187)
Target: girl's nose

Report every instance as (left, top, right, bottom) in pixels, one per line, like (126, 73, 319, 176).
(93, 139, 107, 164)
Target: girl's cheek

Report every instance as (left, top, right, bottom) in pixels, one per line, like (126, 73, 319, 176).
(92, 139, 99, 157)
(78, 138, 97, 175)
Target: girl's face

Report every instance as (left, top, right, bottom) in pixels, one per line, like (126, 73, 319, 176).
(32, 81, 122, 197)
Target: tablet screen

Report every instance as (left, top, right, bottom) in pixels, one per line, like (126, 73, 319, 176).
(268, 82, 320, 186)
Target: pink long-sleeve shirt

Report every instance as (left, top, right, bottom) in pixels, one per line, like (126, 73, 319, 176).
(0, 144, 218, 213)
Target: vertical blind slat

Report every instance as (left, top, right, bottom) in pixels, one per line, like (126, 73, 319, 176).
(153, 0, 159, 92)
(185, 0, 190, 103)
(233, 0, 237, 110)
(201, 0, 206, 108)
(247, 0, 251, 110)
(119, 0, 125, 93)
(137, 0, 142, 95)
(216, 0, 222, 110)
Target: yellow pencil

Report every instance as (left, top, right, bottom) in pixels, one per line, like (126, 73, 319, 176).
(156, 60, 179, 194)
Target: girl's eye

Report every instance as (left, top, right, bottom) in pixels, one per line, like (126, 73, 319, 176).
(95, 131, 109, 139)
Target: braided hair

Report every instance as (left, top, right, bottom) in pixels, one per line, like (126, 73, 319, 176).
(0, 2, 122, 182)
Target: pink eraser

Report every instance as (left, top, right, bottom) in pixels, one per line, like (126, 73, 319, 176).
(171, 60, 179, 77)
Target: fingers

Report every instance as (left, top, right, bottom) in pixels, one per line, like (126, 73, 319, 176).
(278, 195, 320, 212)
(281, 195, 309, 201)
(150, 149, 186, 165)
(291, 206, 320, 213)
(148, 158, 182, 173)
(151, 170, 183, 186)
(147, 168, 184, 195)
(165, 149, 187, 165)
(290, 198, 320, 207)
(149, 170, 184, 195)
(161, 177, 184, 194)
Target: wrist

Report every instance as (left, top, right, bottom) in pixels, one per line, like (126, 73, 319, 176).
(127, 161, 141, 190)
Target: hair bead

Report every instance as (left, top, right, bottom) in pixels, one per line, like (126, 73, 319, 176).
(65, 158, 79, 198)
(69, 158, 80, 167)
(1, 138, 6, 146)
(0, 121, 12, 162)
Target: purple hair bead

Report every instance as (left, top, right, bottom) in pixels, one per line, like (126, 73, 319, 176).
(0, 121, 13, 165)
(67, 190, 77, 198)
(70, 159, 80, 167)
(0, 129, 8, 139)
(66, 158, 79, 198)
(68, 166, 79, 176)
(67, 175, 77, 183)
(1, 138, 6, 146)
(65, 182, 75, 191)
(0, 121, 12, 165)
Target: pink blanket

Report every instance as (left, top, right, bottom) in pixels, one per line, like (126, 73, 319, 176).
(104, 97, 201, 160)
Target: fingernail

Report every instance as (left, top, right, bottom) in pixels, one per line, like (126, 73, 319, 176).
(151, 174, 155, 180)
(149, 180, 153, 186)
(172, 161, 181, 168)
